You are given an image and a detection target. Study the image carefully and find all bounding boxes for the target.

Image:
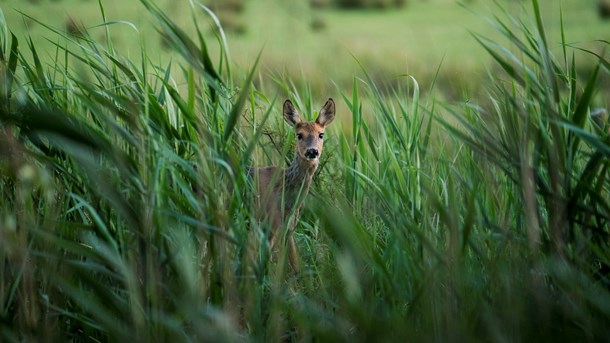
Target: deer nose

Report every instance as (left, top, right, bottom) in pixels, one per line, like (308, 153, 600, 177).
(305, 148, 319, 160)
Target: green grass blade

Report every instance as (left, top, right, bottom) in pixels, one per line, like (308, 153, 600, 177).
(223, 50, 261, 144)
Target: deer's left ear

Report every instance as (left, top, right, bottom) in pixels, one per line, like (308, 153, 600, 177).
(316, 98, 335, 127)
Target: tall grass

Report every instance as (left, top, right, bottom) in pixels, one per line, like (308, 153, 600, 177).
(1, 0, 609, 341)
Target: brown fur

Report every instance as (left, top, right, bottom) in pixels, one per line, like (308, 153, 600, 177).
(250, 98, 336, 271)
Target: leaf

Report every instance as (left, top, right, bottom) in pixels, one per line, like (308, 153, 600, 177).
(570, 62, 600, 157)
(223, 49, 261, 144)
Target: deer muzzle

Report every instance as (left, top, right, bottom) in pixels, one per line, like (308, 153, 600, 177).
(305, 148, 319, 160)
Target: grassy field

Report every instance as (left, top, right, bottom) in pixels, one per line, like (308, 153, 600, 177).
(2, 0, 610, 97)
(1, 0, 610, 341)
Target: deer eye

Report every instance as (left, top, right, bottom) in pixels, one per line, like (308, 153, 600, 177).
(319, 133, 324, 139)
(296, 133, 303, 140)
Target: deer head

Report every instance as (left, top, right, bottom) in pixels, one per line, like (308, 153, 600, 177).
(283, 98, 336, 165)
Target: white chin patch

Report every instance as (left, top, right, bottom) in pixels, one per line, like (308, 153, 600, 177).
(306, 156, 318, 161)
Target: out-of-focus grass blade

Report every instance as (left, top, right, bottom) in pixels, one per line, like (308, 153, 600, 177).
(105, 53, 142, 94)
(563, 120, 610, 156)
(223, 50, 261, 144)
(572, 45, 610, 75)
(190, 0, 232, 79)
(194, 15, 218, 101)
(3, 102, 104, 151)
(140, 0, 225, 98)
(570, 63, 600, 156)
(0, 31, 18, 113)
(91, 20, 139, 33)
(162, 80, 197, 133)
(472, 34, 525, 87)
(6, 33, 18, 94)
(157, 59, 172, 105)
(532, 0, 559, 103)
(532, 0, 548, 53)
(68, 193, 118, 252)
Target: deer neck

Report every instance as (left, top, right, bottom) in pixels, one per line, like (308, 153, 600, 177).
(284, 154, 317, 192)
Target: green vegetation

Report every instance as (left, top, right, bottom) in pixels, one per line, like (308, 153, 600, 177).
(2, 0, 610, 99)
(1, 0, 610, 341)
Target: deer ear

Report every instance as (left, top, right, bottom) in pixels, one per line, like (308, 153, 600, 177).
(283, 100, 301, 126)
(316, 98, 336, 127)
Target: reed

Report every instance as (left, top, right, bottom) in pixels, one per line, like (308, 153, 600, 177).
(0, 0, 609, 341)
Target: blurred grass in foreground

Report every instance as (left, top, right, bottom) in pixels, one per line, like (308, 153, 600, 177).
(1, 0, 610, 341)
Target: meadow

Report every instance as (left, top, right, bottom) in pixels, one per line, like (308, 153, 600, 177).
(1, 0, 610, 341)
(3, 0, 610, 98)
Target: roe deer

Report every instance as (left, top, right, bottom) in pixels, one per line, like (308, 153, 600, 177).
(250, 98, 336, 271)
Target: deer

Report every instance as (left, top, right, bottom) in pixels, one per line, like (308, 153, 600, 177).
(249, 98, 336, 271)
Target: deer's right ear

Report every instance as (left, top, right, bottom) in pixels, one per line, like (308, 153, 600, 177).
(283, 100, 301, 127)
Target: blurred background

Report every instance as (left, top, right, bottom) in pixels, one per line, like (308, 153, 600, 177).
(2, 0, 610, 100)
